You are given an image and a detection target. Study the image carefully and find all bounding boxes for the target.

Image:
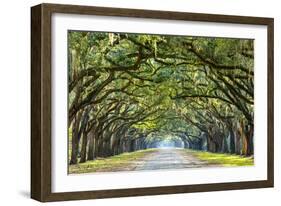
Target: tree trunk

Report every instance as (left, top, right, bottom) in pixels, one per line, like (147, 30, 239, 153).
(183, 140, 189, 148)
(207, 134, 216, 153)
(222, 135, 229, 153)
(87, 129, 95, 161)
(95, 137, 102, 157)
(80, 130, 89, 163)
(229, 128, 235, 154)
(237, 120, 253, 156)
(69, 111, 82, 165)
(245, 124, 254, 156)
(70, 124, 78, 164)
(129, 139, 135, 152)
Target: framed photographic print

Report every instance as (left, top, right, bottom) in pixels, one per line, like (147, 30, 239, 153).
(31, 3, 274, 202)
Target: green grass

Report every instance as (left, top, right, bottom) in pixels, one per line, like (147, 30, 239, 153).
(186, 149, 254, 167)
(69, 148, 158, 174)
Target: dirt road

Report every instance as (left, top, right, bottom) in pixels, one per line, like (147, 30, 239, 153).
(134, 148, 215, 171)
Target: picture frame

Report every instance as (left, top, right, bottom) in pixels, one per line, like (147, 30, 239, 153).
(31, 3, 274, 202)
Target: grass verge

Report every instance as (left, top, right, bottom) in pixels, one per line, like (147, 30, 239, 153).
(186, 149, 254, 167)
(69, 148, 157, 174)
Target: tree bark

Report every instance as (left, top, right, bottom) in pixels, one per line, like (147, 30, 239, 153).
(87, 128, 95, 161)
(80, 130, 89, 163)
(229, 128, 236, 154)
(69, 111, 82, 165)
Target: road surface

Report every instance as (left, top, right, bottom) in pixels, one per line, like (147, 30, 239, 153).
(134, 148, 216, 171)
(69, 148, 219, 174)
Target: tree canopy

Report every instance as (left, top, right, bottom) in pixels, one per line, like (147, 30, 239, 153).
(68, 31, 254, 165)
